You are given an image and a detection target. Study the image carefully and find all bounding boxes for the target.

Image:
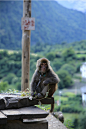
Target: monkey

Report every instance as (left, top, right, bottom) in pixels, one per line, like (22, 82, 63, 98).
(30, 58, 60, 99)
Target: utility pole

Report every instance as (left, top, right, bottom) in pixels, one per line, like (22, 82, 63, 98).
(21, 0, 35, 91)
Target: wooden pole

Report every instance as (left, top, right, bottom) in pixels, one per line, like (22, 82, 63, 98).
(21, 0, 31, 91)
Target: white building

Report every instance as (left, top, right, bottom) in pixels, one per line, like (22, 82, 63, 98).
(81, 86, 86, 106)
(80, 62, 86, 78)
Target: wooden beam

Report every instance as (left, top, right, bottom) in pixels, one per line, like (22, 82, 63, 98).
(0, 94, 54, 112)
(21, 0, 31, 91)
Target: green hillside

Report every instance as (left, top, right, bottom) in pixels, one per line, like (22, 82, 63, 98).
(1, 39, 86, 91)
(0, 1, 86, 50)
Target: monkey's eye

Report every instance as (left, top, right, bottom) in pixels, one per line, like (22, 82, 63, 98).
(44, 63, 47, 66)
(41, 63, 47, 67)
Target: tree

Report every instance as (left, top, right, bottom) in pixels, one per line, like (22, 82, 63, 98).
(3, 73, 16, 84)
(46, 52, 55, 61)
(76, 110, 86, 129)
(56, 70, 73, 89)
(61, 64, 76, 76)
(15, 82, 21, 90)
(62, 47, 76, 61)
(0, 81, 9, 92)
(76, 62, 82, 73)
(53, 60, 63, 71)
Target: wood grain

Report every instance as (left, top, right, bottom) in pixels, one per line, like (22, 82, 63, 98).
(1, 106, 49, 120)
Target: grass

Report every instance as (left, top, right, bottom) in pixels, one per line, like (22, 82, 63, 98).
(73, 75, 81, 80)
(36, 104, 51, 111)
(63, 113, 79, 128)
(0, 49, 18, 54)
(63, 113, 79, 121)
(54, 95, 68, 101)
(76, 54, 86, 58)
(62, 92, 75, 97)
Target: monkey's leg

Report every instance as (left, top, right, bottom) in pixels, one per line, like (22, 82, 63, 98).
(35, 85, 49, 99)
(41, 85, 49, 96)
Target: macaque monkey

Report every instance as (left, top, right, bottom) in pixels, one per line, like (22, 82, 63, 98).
(31, 58, 60, 99)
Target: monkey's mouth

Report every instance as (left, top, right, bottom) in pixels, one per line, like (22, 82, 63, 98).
(41, 69, 46, 73)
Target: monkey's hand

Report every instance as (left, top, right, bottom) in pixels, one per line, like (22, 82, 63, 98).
(31, 92, 37, 97)
(43, 80, 50, 86)
(31, 92, 35, 97)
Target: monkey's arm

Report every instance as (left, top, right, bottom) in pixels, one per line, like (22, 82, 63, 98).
(30, 70, 38, 93)
(43, 70, 60, 86)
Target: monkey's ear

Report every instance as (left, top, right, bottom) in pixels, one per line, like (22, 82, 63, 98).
(56, 84, 58, 90)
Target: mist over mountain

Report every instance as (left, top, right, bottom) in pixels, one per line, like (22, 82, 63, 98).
(0, 1, 86, 50)
(56, 0, 86, 12)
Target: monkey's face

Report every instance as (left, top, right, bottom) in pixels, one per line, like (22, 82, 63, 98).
(40, 62, 47, 73)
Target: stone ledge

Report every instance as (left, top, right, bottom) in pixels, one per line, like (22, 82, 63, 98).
(46, 113, 67, 129)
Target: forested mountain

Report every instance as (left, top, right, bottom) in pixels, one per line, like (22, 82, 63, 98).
(0, 1, 86, 50)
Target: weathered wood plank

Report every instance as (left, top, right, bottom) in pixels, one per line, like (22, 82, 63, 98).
(0, 112, 7, 124)
(1, 106, 49, 120)
(0, 94, 54, 104)
(0, 94, 54, 110)
(0, 93, 20, 98)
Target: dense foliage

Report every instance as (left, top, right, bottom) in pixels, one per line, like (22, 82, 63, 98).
(54, 92, 86, 129)
(0, 1, 86, 50)
(76, 110, 86, 129)
(55, 94, 83, 113)
(1, 39, 86, 92)
(0, 50, 22, 91)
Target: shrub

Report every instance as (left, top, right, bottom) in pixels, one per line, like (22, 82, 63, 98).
(56, 70, 73, 89)
(0, 81, 9, 92)
(62, 47, 76, 61)
(61, 64, 76, 76)
(3, 73, 16, 84)
(53, 60, 63, 71)
(46, 52, 55, 61)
